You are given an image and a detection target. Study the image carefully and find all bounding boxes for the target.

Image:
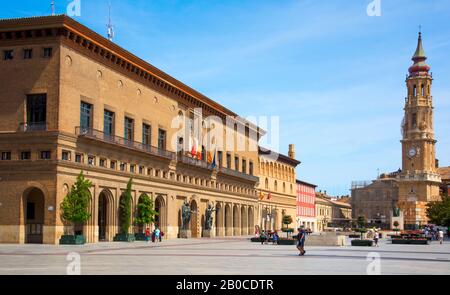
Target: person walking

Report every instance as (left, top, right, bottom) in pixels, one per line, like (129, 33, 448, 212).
(297, 226, 306, 256)
(155, 227, 161, 243)
(145, 227, 151, 243)
(374, 230, 379, 247)
(439, 230, 444, 244)
(272, 231, 279, 245)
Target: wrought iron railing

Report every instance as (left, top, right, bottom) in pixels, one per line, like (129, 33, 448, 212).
(75, 127, 175, 160)
(178, 154, 215, 170)
(19, 122, 47, 132)
(218, 166, 259, 182)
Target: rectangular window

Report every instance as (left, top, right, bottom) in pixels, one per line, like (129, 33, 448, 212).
(130, 165, 136, 173)
(23, 49, 32, 59)
(26, 202, 35, 220)
(75, 153, 83, 163)
(158, 129, 166, 150)
(226, 154, 231, 168)
(21, 151, 31, 160)
(234, 156, 239, 171)
(62, 151, 70, 161)
(104, 110, 115, 136)
(3, 50, 13, 60)
(99, 158, 106, 167)
(217, 151, 223, 168)
(110, 160, 117, 170)
(120, 162, 126, 172)
(249, 161, 254, 175)
(142, 123, 151, 145)
(43, 47, 52, 58)
(139, 166, 144, 174)
(124, 117, 134, 142)
(242, 159, 247, 174)
(88, 155, 95, 166)
(1, 152, 11, 160)
(40, 151, 51, 160)
(80, 101, 93, 129)
(27, 94, 47, 128)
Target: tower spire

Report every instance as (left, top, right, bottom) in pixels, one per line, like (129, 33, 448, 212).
(409, 30, 430, 77)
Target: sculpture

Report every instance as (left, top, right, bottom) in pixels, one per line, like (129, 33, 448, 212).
(181, 200, 196, 230)
(393, 206, 401, 217)
(204, 203, 216, 230)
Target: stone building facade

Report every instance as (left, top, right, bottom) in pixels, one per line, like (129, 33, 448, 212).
(256, 145, 300, 232)
(351, 176, 399, 229)
(0, 15, 273, 244)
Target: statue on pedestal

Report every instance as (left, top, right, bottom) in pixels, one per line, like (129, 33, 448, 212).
(181, 200, 195, 230)
(205, 203, 216, 230)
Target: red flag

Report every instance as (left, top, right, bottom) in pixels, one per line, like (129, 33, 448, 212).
(191, 138, 197, 158)
(267, 193, 272, 200)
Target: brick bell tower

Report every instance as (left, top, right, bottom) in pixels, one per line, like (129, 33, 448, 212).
(397, 31, 442, 229)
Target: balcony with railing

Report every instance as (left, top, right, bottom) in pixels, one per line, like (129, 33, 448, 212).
(19, 122, 47, 132)
(218, 166, 259, 183)
(178, 154, 215, 170)
(75, 127, 175, 160)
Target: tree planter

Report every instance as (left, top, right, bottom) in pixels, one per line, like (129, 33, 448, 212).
(134, 233, 146, 241)
(392, 239, 428, 245)
(113, 233, 135, 242)
(351, 239, 373, 246)
(59, 235, 86, 245)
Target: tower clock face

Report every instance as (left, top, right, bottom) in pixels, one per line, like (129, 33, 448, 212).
(408, 147, 417, 158)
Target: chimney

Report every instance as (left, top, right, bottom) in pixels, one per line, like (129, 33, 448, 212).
(288, 144, 295, 159)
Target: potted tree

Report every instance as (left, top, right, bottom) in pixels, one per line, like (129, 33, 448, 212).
(281, 215, 294, 238)
(134, 193, 158, 241)
(59, 171, 92, 245)
(351, 215, 373, 246)
(114, 178, 135, 242)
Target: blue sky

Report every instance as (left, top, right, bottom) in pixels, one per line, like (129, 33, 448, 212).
(3, 0, 450, 196)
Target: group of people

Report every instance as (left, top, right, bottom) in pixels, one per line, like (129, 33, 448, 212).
(145, 227, 164, 243)
(259, 230, 279, 245)
(423, 225, 445, 244)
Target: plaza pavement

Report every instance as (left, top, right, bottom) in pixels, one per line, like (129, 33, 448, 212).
(0, 236, 449, 275)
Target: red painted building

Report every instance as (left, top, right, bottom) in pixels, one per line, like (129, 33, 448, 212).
(296, 180, 317, 231)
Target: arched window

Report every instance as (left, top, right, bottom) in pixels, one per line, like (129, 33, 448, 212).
(421, 84, 424, 96)
(283, 182, 286, 193)
(265, 178, 269, 189)
(274, 181, 278, 192)
(413, 85, 417, 97)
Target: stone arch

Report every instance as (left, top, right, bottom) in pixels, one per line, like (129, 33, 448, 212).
(248, 206, 254, 234)
(23, 187, 45, 244)
(190, 199, 199, 238)
(215, 202, 223, 237)
(233, 204, 240, 236)
(241, 206, 247, 235)
(225, 203, 232, 236)
(98, 189, 114, 242)
(155, 195, 167, 235)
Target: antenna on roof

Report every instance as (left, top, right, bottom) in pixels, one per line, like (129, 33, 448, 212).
(106, 1, 115, 41)
(51, 0, 56, 16)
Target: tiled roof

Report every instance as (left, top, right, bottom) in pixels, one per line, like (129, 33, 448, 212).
(438, 167, 450, 181)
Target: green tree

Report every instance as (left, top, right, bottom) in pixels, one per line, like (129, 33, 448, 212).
(426, 196, 450, 227)
(282, 215, 293, 228)
(60, 171, 92, 235)
(356, 215, 367, 240)
(393, 221, 400, 232)
(135, 193, 158, 232)
(119, 178, 133, 235)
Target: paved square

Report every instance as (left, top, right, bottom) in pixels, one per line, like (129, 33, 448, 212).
(0, 237, 449, 275)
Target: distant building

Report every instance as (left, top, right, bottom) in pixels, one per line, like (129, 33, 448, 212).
(437, 167, 450, 196)
(315, 193, 352, 231)
(296, 180, 317, 231)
